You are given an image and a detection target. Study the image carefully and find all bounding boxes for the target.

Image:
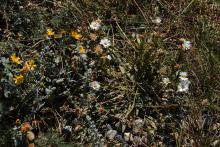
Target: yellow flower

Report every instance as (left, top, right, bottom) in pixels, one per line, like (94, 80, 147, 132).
(47, 28, 55, 37)
(21, 60, 36, 72)
(10, 53, 22, 64)
(79, 47, 86, 54)
(71, 31, 82, 40)
(13, 74, 24, 84)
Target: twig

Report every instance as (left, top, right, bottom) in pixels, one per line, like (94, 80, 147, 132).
(101, 94, 124, 104)
(124, 90, 138, 118)
(29, 39, 45, 49)
(176, 0, 195, 18)
(115, 20, 136, 50)
(133, 0, 148, 23)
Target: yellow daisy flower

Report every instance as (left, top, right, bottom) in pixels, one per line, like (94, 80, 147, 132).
(79, 47, 86, 54)
(10, 53, 22, 64)
(13, 74, 24, 84)
(47, 28, 55, 37)
(21, 60, 36, 72)
(71, 31, 82, 40)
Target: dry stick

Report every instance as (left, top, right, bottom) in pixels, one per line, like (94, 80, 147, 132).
(124, 90, 138, 118)
(53, 110, 63, 135)
(29, 39, 45, 49)
(176, 0, 195, 18)
(144, 104, 180, 109)
(101, 94, 124, 105)
(115, 21, 136, 50)
(66, 0, 82, 16)
(144, 104, 220, 111)
(133, 0, 148, 23)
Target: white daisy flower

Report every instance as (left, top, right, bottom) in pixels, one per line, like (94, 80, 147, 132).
(89, 81, 101, 91)
(100, 38, 111, 48)
(89, 19, 101, 31)
(162, 77, 170, 86)
(182, 39, 192, 50)
(177, 79, 190, 93)
(177, 71, 190, 93)
(179, 72, 188, 80)
(152, 17, 162, 24)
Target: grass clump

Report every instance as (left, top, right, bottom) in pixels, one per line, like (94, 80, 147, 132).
(0, 0, 219, 146)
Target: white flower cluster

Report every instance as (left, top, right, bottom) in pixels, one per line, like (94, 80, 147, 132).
(181, 39, 192, 50)
(99, 38, 111, 48)
(89, 19, 102, 31)
(162, 77, 170, 86)
(177, 72, 190, 93)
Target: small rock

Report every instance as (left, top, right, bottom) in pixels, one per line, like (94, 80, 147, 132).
(106, 124, 112, 130)
(63, 125, 72, 142)
(124, 132, 133, 142)
(106, 130, 117, 140)
(115, 134, 124, 142)
(212, 140, 219, 146)
(133, 119, 144, 133)
(64, 125, 72, 133)
(122, 124, 126, 133)
(141, 136, 148, 144)
(55, 78, 65, 83)
(133, 136, 142, 145)
(74, 125, 82, 132)
(134, 119, 144, 128)
(201, 99, 209, 106)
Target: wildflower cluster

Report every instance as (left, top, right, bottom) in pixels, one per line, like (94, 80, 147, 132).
(0, 0, 219, 146)
(9, 53, 37, 85)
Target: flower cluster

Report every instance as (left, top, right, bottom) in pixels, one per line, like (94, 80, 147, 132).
(99, 38, 111, 48)
(162, 77, 170, 86)
(21, 60, 37, 72)
(177, 72, 190, 93)
(89, 19, 102, 31)
(47, 28, 55, 37)
(180, 38, 192, 50)
(9, 53, 37, 85)
(10, 53, 22, 65)
(13, 75, 24, 85)
(71, 31, 82, 40)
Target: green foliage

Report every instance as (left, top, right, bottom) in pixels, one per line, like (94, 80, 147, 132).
(0, 0, 219, 146)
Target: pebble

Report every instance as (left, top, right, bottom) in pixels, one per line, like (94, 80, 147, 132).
(124, 132, 133, 142)
(106, 130, 117, 140)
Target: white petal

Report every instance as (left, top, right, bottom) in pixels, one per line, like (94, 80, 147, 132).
(100, 38, 111, 48)
(89, 81, 101, 91)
